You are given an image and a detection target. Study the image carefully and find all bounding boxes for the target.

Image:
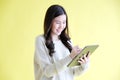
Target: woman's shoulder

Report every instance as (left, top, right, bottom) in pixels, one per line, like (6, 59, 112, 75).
(36, 34, 45, 43)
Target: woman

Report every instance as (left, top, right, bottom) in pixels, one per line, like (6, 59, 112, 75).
(34, 4, 90, 80)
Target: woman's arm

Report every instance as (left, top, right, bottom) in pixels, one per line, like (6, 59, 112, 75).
(72, 60, 90, 76)
(72, 53, 90, 76)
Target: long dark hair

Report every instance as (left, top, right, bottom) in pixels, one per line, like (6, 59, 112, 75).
(44, 4, 72, 57)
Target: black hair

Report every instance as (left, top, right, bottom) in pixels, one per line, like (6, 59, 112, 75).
(44, 4, 72, 57)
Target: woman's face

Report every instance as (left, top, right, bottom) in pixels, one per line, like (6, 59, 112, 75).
(51, 14, 66, 37)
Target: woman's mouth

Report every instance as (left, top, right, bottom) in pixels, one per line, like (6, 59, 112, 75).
(57, 29, 61, 33)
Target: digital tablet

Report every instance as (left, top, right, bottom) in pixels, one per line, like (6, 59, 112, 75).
(68, 45, 99, 67)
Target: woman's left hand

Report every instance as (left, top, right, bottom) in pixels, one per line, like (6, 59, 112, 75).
(78, 52, 90, 64)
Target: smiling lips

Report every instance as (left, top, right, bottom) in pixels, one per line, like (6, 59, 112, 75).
(56, 29, 62, 34)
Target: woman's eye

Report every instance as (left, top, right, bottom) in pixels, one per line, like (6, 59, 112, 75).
(63, 22, 66, 24)
(56, 22, 60, 24)
(56, 21, 60, 24)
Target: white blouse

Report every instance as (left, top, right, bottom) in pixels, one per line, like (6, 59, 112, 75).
(34, 35, 89, 80)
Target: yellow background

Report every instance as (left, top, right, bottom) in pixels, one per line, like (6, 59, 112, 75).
(0, 0, 120, 80)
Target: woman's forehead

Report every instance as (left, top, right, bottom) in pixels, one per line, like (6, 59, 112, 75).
(53, 14, 66, 21)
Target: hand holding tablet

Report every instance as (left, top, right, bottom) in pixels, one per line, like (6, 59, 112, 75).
(68, 45, 99, 67)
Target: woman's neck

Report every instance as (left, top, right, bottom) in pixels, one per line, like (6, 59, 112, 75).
(51, 34, 60, 41)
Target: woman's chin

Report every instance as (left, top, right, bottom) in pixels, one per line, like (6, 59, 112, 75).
(56, 32, 61, 36)
(52, 31, 62, 36)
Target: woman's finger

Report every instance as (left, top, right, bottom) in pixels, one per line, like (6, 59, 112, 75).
(83, 54, 87, 62)
(79, 57, 85, 63)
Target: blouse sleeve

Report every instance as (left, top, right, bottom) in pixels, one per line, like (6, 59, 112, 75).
(34, 36, 72, 78)
(71, 60, 90, 76)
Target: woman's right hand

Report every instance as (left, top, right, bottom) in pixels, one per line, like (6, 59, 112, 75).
(69, 46, 82, 59)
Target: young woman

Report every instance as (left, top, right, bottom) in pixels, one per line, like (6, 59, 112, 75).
(34, 4, 90, 80)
